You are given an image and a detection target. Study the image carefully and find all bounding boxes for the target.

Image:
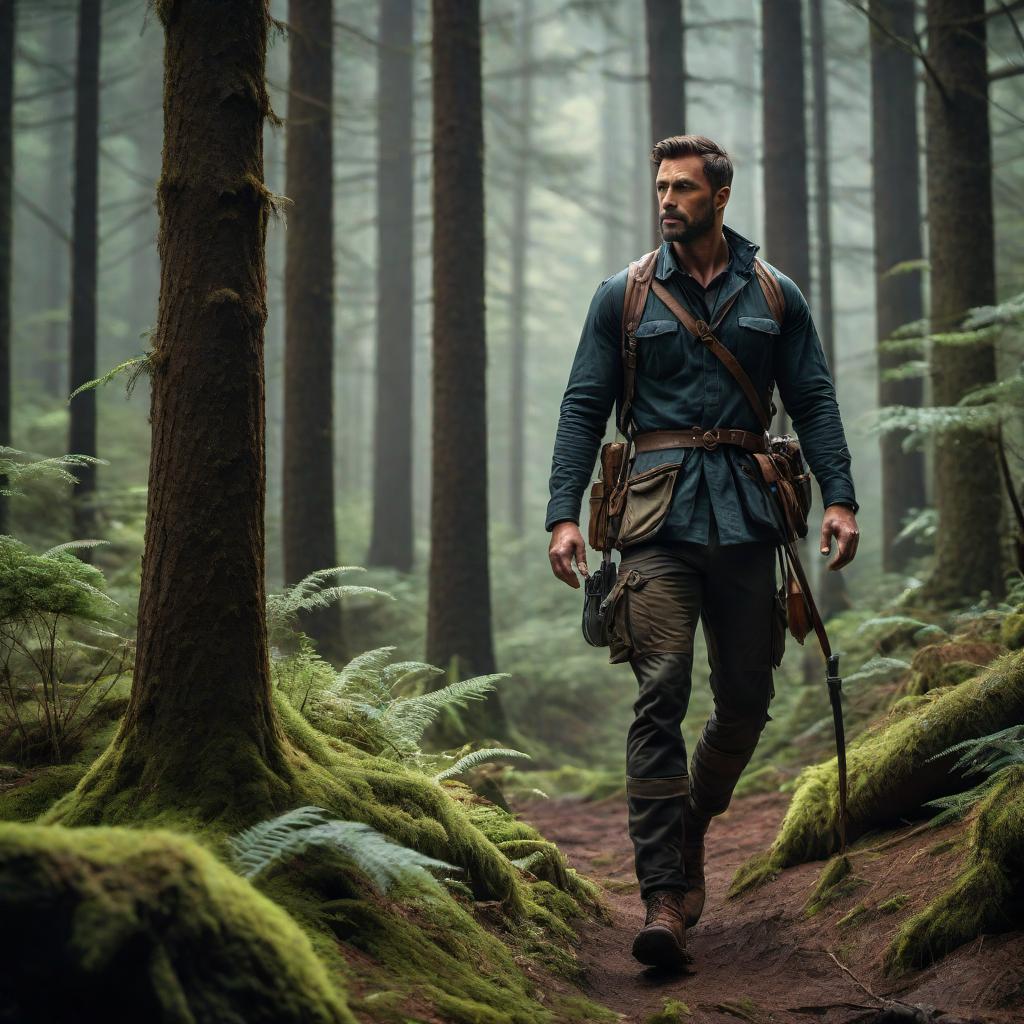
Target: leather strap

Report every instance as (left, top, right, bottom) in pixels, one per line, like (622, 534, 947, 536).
(650, 279, 772, 431)
(634, 426, 768, 455)
(618, 249, 660, 436)
(754, 257, 785, 324)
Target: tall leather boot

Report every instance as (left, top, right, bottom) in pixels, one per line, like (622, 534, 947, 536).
(631, 888, 693, 970)
(680, 797, 711, 926)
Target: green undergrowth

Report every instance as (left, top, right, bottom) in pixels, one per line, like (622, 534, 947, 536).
(0, 821, 353, 1024)
(24, 693, 611, 1023)
(730, 650, 1024, 896)
(884, 765, 1024, 974)
(645, 997, 693, 1022)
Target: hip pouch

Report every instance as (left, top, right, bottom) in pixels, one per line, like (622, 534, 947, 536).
(588, 441, 626, 551)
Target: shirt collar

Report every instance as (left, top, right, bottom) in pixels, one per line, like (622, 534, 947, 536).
(654, 223, 760, 283)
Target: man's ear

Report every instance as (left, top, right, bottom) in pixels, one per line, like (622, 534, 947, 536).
(715, 185, 731, 212)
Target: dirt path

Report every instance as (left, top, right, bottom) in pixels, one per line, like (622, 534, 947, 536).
(512, 791, 1024, 1024)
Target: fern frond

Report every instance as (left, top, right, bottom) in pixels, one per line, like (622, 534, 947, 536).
(381, 674, 509, 747)
(433, 747, 533, 782)
(68, 354, 151, 401)
(845, 656, 911, 686)
(880, 360, 928, 383)
(42, 539, 109, 557)
(228, 805, 461, 892)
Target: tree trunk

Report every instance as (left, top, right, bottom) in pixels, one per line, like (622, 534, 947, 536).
(43, 11, 68, 400)
(761, 0, 809, 435)
(0, 1, 12, 536)
(869, 0, 926, 573)
(368, 0, 415, 572)
(922, 0, 1003, 604)
(282, 0, 342, 658)
(644, 0, 685, 243)
(631, 11, 652, 258)
(507, 0, 533, 537)
(809, 0, 847, 618)
(68, 0, 101, 550)
(59, 0, 290, 823)
(426, 0, 504, 744)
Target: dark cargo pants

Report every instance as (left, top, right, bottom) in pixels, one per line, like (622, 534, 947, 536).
(610, 516, 778, 899)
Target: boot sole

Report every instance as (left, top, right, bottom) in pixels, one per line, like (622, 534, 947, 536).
(631, 924, 694, 970)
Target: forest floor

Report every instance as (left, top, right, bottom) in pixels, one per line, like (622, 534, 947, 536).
(511, 790, 1024, 1024)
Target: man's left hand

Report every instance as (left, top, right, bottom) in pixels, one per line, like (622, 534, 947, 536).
(820, 505, 859, 570)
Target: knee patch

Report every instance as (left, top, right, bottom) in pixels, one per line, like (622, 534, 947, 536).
(625, 774, 689, 799)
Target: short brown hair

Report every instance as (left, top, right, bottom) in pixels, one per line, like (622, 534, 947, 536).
(650, 135, 733, 193)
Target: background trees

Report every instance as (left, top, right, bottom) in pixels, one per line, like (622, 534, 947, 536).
(283, 0, 343, 659)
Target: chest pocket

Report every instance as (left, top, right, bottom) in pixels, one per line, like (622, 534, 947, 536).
(635, 318, 686, 380)
(737, 316, 780, 335)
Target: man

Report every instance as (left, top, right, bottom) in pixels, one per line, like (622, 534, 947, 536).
(545, 135, 859, 971)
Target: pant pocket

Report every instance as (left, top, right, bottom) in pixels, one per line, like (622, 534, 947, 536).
(601, 568, 647, 664)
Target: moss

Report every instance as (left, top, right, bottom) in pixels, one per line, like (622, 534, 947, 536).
(731, 651, 1024, 896)
(645, 997, 693, 1022)
(903, 641, 1000, 695)
(1000, 608, 1024, 650)
(804, 855, 864, 916)
(878, 893, 909, 914)
(885, 766, 1024, 974)
(0, 821, 353, 1023)
(40, 692, 613, 1024)
(0, 763, 87, 822)
(836, 901, 871, 930)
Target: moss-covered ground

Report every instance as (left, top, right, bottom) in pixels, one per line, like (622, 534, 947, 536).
(0, 690, 615, 1023)
(729, 649, 1024, 897)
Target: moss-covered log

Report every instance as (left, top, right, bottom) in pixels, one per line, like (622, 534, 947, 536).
(0, 822, 352, 1024)
(731, 650, 1024, 894)
(885, 765, 1024, 974)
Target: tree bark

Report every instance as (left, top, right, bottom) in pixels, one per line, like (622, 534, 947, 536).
(809, 0, 848, 618)
(0, 0, 12, 536)
(645, 0, 685, 243)
(43, 10, 68, 400)
(368, 0, 415, 572)
(95, 0, 287, 815)
(68, 0, 101, 550)
(282, 0, 342, 657)
(869, 0, 927, 572)
(761, 0, 809, 434)
(923, 0, 1003, 603)
(426, 0, 504, 744)
(507, 0, 533, 537)
(761, 0, 810, 298)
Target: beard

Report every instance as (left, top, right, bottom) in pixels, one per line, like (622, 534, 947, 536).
(660, 196, 716, 244)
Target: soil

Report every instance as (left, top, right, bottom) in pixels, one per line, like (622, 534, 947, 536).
(511, 791, 1024, 1024)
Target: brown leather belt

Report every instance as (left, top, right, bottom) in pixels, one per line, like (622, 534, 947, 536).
(633, 427, 767, 454)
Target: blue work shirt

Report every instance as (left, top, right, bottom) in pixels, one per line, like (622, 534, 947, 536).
(545, 225, 858, 546)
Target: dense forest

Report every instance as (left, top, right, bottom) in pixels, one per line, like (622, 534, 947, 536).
(0, 1, 1023, 1022)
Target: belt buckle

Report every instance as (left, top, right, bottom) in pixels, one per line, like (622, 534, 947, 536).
(701, 430, 719, 451)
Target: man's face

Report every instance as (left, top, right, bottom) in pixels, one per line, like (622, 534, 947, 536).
(655, 156, 728, 244)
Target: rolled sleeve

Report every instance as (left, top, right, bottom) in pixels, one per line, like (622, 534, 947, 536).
(545, 272, 627, 531)
(771, 273, 858, 514)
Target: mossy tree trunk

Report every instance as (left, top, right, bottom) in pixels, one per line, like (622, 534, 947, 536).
(68, 0, 101, 552)
(57, 0, 294, 824)
(644, 0, 685, 243)
(507, 0, 533, 538)
(283, 0, 342, 659)
(425, 0, 505, 745)
(870, 0, 927, 574)
(0, 0, 13, 536)
(367, 0, 415, 573)
(809, 0, 847, 618)
(922, 0, 1003, 605)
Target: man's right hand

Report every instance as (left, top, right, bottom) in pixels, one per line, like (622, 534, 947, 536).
(548, 521, 590, 589)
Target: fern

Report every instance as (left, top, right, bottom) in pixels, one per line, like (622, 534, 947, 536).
(893, 507, 937, 547)
(67, 354, 151, 401)
(923, 725, 1024, 825)
(228, 805, 461, 891)
(845, 656, 911, 686)
(434, 747, 533, 782)
(380, 673, 509, 750)
(0, 446, 106, 497)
